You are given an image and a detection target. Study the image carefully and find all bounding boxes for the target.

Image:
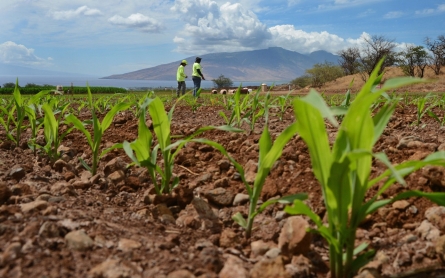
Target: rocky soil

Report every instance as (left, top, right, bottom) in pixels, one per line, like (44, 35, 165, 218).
(1, 100, 445, 278)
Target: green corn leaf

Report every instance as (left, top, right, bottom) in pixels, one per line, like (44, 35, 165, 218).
(303, 90, 338, 127)
(258, 125, 272, 167)
(101, 102, 132, 131)
(372, 101, 397, 144)
(149, 97, 171, 150)
(293, 97, 332, 187)
(232, 212, 248, 229)
(256, 193, 308, 215)
(65, 114, 93, 147)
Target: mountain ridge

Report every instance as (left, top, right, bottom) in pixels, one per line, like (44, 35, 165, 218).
(103, 47, 339, 82)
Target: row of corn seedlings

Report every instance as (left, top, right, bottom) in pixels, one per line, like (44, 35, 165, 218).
(2, 70, 445, 277)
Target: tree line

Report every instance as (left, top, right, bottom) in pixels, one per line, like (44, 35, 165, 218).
(292, 34, 445, 88)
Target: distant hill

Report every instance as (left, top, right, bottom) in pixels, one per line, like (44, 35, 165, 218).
(102, 47, 339, 82)
(0, 63, 92, 77)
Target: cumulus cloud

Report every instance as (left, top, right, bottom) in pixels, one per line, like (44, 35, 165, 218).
(108, 13, 164, 33)
(0, 41, 50, 66)
(49, 5, 102, 20)
(171, 0, 270, 53)
(266, 25, 349, 53)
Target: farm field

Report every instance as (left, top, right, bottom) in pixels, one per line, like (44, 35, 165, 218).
(2, 71, 445, 278)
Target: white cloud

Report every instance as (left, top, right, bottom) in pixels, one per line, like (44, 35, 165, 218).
(0, 41, 50, 66)
(267, 25, 348, 53)
(171, 0, 270, 53)
(108, 13, 164, 33)
(384, 11, 403, 19)
(415, 4, 445, 15)
(49, 5, 102, 20)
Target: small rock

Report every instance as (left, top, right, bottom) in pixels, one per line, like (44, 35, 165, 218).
(233, 193, 250, 206)
(285, 255, 313, 278)
(251, 240, 275, 257)
(204, 188, 235, 206)
(88, 259, 140, 278)
(220, 229, 241, 249)
(108, 170, 126, 184)
(392, 200, 410, 210)
(118, 238, 142, 252)
(265, 247, 282, 259)
(214, 177, 229, 188)
(103, 157, 127, 177)
(425, 206, 445, 231)
(20, 200, 48, 214)
(72, 180, 92, 190)
(218, 160, 231, 171)
(244, 160, 258, 184)
(219, 254, 248, 278)
(9, 166, 26, 180)
(65, 230, 94, 251)
(39, 221, 61, 238)
(416, 220, 441, 241)
(250, 256, 290, 278)
(278, 216, 312, 256)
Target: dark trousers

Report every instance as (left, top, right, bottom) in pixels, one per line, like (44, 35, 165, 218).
(177, 81, 186, 96)
(192, 76, 201, 97)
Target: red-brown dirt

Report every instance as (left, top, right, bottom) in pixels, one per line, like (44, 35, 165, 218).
(2, 72, 445, 277)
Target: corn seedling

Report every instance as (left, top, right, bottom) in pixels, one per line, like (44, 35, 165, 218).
(120, 95, 241, 194)
(65, 85, 131, 175)
(188, 122, 307, 238)
(416, 93, 435, 126)
(285, 60, 445, 278)
(40, 103, 73, 163)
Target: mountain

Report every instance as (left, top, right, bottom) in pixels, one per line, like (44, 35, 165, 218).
(102, 47, 339, 82)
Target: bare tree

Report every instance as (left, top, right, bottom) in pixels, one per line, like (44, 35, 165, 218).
(425, 35, 445, 75)
(397, 45, 430, 77)
(359, 35, 398, 81)
(337, 47, 361, 75)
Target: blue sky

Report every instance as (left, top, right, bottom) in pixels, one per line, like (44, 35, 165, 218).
(1, 0, 444, 77)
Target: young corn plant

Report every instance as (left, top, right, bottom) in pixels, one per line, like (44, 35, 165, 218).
(0, 100, 16, 144)
(25, 90, 51, 155)
(11, 80, 27, 146)
(187, 123, 307, 238)
(285, 60, 445, 278)
(416, 93, 435, 126)
(121, 95, 241, 194)
(65, 85, 131, 175)
(40, 103, 74, 163)
(274, 92, 292, 121)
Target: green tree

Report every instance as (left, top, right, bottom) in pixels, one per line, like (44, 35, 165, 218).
(358, 35, 398, 81)
(305, 62, 344, 87)
(25, 83, 40, 87)
(397, 45, 430, 77)
(212, 74, 233, 89)
(290, 75, 311, 88)
(337, 47, 361, 75)
(425, 35, 445, 75)
(3, 82, 15, 88)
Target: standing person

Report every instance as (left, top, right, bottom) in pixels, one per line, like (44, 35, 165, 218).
(176, 60, 188, 97)
(192, 57, 205, 97)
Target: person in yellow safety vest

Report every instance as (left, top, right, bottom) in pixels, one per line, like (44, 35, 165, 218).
(192, 57, 205, 97)
(176, 60, 188, 97)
